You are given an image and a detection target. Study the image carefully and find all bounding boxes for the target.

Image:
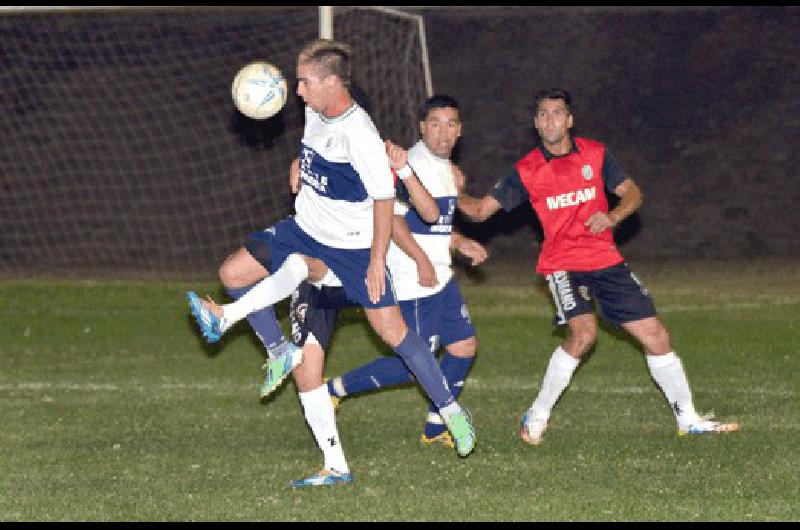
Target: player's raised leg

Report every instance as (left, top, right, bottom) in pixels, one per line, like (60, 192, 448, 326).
(219, 246, 291, 359)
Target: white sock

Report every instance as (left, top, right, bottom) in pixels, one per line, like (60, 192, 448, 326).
(439, 401, 462, 422)
(646, 351, 698, 426)
(221, 254, 309, 327)
(299, 385, 349, 474)
(530, 346, 580, 420)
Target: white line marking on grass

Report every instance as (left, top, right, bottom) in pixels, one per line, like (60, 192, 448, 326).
(1, 381, 795, 398)
(469, 297, 798, 317)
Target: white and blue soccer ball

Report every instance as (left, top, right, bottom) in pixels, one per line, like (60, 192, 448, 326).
(231, 61, 288, 120)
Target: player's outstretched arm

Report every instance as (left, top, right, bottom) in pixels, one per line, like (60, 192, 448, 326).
(457, 193, 502, 223)
(392, 215, 437, 287)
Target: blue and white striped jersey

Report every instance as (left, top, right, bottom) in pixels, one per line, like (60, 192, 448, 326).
(294, 104, 395, 249)
(387, 140, 458, 301)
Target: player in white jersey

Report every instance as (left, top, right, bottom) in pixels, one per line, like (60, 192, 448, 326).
(187, 40, 476, 487)
(291, 95, 489, 448)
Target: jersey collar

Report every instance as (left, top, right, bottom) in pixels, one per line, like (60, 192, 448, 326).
(539, 136, 580, 162)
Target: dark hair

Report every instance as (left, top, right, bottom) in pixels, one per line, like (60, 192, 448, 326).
(419, 94, 459, 121)
(534, 89, 572, 113)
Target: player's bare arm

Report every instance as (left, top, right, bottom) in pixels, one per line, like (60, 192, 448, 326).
(289, 157, 301, 194)
(367, 198, 394, 303)
(392, 215, 438, 287)
(457, 193, 503, 222)
(450, 231, 489, 266)
(584, 177, 643, 234)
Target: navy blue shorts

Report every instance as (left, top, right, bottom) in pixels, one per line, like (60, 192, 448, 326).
(545, 262, 657, 328)
(399, 278, 475, 354)
(289, 277, 475, 353)
(244, 217, 398, 309)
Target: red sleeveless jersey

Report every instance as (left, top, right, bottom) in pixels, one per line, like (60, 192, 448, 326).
(514, 137, 624, 274)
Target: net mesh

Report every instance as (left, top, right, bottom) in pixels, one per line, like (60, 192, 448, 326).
(0, 7, 430, 278)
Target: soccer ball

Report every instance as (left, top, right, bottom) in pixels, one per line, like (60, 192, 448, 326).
(231, 61, 288, 120)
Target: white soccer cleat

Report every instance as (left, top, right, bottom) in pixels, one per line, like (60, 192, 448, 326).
(519, 410, 548, 446)
(678, 419, 740, 436)
(678, 412, 740, 436)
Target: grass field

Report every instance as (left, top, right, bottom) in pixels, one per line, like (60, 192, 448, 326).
(1, 260, 798, 521)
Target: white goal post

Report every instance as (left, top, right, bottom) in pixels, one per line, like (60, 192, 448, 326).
(321, 6, 433, 98)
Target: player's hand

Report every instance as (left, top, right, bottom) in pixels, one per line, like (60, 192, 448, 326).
(584, 211, 618, 234)
(457, 238, 489, 266)
(384, 140, 408, 170)
(289, 158, 301, 194)
(415, 254, 438, 288)
(366, 257, 386, 304)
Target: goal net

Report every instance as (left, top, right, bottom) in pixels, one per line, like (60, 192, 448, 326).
(0, 6, 432, 278)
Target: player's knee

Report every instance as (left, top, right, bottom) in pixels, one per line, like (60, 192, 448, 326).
(568, 324, 597, 353)
(218, 260, 234, 286)
(650, 322, 671, 353)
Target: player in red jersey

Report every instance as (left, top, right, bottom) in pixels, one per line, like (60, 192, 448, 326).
(458, 89, 739, 443)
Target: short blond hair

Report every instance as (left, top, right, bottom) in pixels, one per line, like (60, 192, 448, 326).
(298, 38, 353, 86)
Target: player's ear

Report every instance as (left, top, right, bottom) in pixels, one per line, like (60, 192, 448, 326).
(567, 112, 574, 129)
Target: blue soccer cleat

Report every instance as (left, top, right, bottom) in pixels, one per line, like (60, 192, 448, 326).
(259, 342, 303, 398)
(290, 469, 354, 489)
(187, 291, 224, 343)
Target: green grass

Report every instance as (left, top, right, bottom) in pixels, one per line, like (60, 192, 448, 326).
(1, 260, 798, 521)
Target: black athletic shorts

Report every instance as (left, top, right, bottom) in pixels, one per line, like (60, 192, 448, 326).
(289, 281, 354, 349)
(545, 262, 657, 327)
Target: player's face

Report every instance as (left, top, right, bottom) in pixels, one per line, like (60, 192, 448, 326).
(534, 98, 573, 147)
(420, 106, 462, 159)
(296, 62, 331, 114)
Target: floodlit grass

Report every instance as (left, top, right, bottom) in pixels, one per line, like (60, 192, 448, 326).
(1, 260, 798, 521)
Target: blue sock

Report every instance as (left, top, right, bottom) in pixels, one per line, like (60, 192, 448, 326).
(393, 330, 453, 410)
(332, 356, 414, 398)
(226, 286, 287, 358)
(424, 353, 475, 438)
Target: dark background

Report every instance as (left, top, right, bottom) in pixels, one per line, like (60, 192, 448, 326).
(419, 6, 799, 263)
(0, 6, 798, 277)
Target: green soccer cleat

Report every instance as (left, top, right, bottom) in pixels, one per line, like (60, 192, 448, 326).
(259, 343, 303, 398)
(444, 407, 476, 457)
